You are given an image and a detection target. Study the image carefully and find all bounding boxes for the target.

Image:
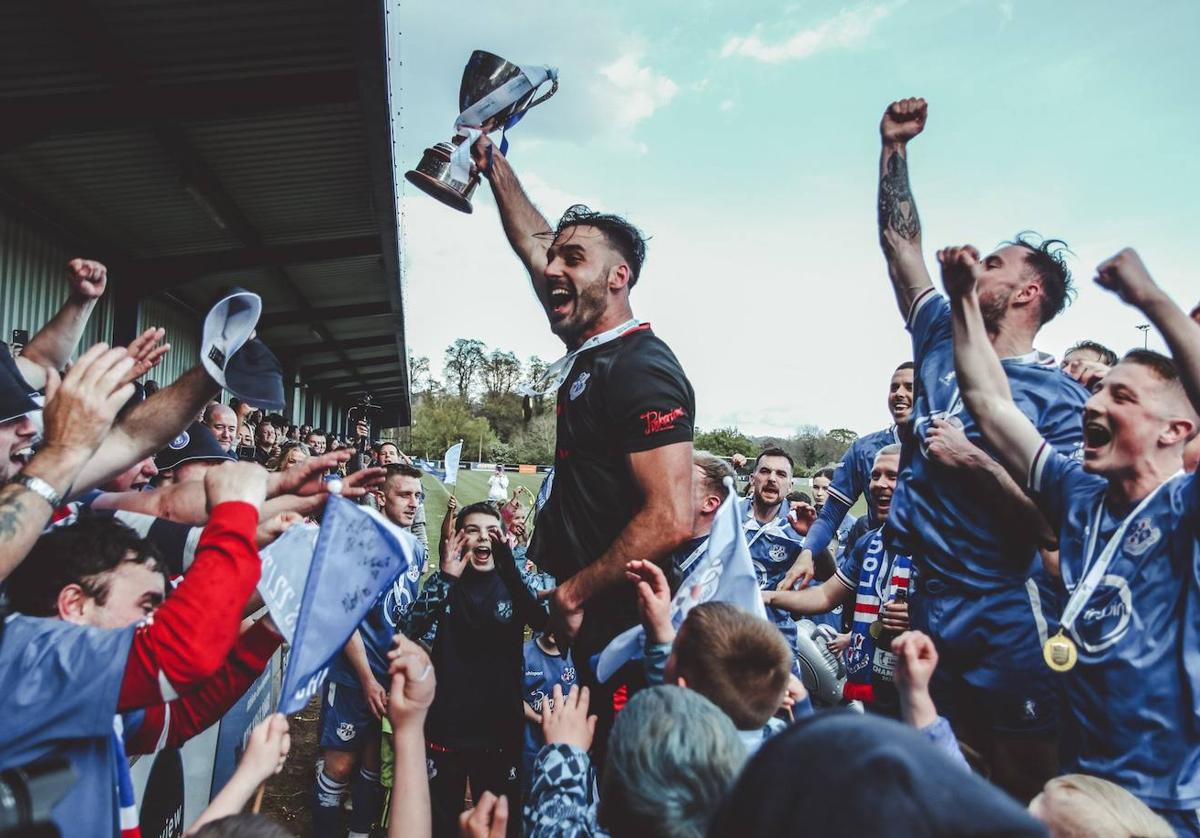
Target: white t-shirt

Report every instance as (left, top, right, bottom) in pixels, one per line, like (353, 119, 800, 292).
(488, 472, 510, 501)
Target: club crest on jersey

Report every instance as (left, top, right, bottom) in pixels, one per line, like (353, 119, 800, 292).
(336, 722, 356, 742)
(495, 600, 513, 621)
(168, 432, 190, 450)
(562, 667, 576, 683)
(1124, 518, 1161, 557)
(769, 544, 788, 562)
(406, 564, 422, 582)
(569, 372, 590, 401)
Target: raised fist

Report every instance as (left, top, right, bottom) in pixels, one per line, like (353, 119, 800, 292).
(937, 245, 983, 299)
(880, 97, 928, 145)
(1094, 248, 1160, 308)
(66, 258, 108, 299)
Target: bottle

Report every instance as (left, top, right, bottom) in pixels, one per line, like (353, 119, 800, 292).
(870, 586, 908, 713)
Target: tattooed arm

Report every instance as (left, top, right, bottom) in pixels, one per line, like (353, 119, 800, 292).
(878, 97, 934, 319)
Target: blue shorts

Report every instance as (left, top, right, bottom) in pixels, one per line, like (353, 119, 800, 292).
(1157, 807, 1200, 838)
(319, 679, 381, 752)
(910, 571, 1059, 737)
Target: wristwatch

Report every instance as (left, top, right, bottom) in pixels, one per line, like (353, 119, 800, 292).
(8, 473, 65, 509)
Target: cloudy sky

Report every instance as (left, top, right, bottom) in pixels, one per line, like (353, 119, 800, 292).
(390, 0, 1199, 437)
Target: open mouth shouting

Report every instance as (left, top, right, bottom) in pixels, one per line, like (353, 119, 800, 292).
(890, 395, 912, 420)
(871, 488, 893, 519)
(545, 283, 576, 321)
(470, 543, 495, 569)
(1083, 417, 1113, 459)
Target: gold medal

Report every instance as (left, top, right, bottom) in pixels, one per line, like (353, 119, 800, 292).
(1043, 630, 1077, 672)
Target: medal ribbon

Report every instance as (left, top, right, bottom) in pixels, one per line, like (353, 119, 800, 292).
(449, 64, 558, 184)
(676, 537, 711, 576)
(1059, 470, 1184, 638)
(518, 318, 643, 397)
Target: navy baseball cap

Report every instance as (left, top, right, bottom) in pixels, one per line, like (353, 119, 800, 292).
(155, 421, 237, 471)
(200, 288, 285, 411)
(0, 348, 41, 424)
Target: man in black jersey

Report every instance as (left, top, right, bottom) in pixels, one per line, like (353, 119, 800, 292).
(470, 134, 694, 688)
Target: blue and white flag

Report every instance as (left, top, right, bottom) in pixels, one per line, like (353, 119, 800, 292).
(257, 523, 321, 643)
(443, 440, 464, 487)
(278, 496, 419, 713)
(595, 477, 765, 683)
(415, 458, 446, 483)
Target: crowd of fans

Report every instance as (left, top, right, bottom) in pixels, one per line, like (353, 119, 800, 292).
(1, 93, 1199, 838)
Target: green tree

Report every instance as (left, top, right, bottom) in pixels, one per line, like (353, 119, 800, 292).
(480, 349, 523, 396)
(410, 392, 498, 459)
(694, 427, 756, 457)
(828, 428, 859, 447)
(443, 339, 487, 399)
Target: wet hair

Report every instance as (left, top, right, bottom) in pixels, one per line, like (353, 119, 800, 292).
(454, 501, 503, 533)
(693, 451, 735, 501)
(1066, 340, 1118, 367)
(384, 463, 423, 482)
(673, 602, 792, 730)
(553, 204, 648, 287)
(1122, 349, 1178, 384)
(7, 516, 166, 617)
(1003, 232, 1074, 325)
(754, 447, 794, 471)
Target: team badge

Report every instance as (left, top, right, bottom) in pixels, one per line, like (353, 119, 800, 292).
(168, 432, 190, 450)
(495, 600, 513, 621)
(1123, 518, 1161, 557)
(769, 544, 788, 562)
(569, 372, 590, 401)
(426, 758, 438, 780)
(562, 667, 576, 683)
(406, 564, 421, 582)
(336, 722, 356, 742)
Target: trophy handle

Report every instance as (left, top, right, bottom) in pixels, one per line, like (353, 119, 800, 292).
(525, 78, 559, 112)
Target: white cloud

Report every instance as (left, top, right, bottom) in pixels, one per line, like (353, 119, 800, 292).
(595, 52, 680, 130)
(998, 1, 1014, 23)
(720, 4, 893, 64)
(719, 98, 735, 112)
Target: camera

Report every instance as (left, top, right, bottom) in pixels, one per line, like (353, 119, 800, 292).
(347, 393, 382, 445)
(0, 757, 76, 837)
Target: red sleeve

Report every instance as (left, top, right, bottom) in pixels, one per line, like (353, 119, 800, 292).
(124, 619, 282, 753)
(118, 501, 261, 711)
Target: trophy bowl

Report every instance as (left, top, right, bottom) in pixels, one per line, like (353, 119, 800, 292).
(405, 141, 478, 214)
(405, 50, 557, 214)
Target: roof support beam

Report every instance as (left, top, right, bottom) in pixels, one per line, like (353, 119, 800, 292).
(127, 236, 382, 293)
(0, 70, 361, 153)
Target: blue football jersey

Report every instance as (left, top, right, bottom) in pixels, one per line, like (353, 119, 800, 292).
(889, 290, 1087, 590)
(807, 426, 901, 557)
(521, 636, 577, 787)
(329, 543, 427, 687)
(1032, 450, 1200, 810)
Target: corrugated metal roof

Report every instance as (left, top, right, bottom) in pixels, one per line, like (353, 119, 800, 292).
(0, 0, 408, 421)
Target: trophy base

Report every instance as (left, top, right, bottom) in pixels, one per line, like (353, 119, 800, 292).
(404, 142, 477, 214)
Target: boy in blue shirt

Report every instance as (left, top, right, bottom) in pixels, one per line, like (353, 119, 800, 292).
(948, 244, 1200, 834)
(520, 631, 576, 795)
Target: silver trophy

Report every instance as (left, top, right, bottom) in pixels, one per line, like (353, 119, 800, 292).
(405, 50, 558, 214)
